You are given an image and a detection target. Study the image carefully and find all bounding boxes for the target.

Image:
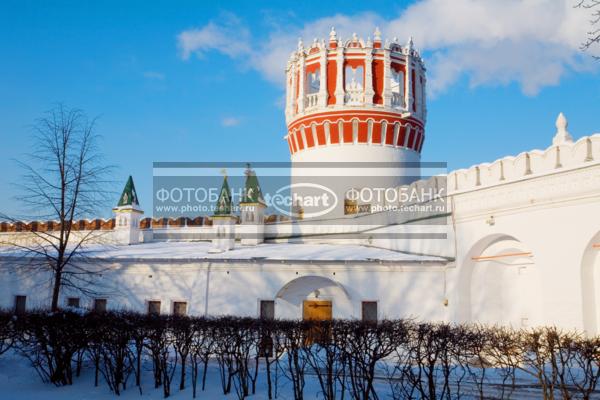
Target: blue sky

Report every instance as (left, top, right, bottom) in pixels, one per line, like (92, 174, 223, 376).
(0, 0, 599, 217)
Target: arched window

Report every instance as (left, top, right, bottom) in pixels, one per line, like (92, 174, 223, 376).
(345, 65, 364, 105)
(307, 68, 320, 94)
(345, 65, 364, 88)
(391, 69, 405, 108)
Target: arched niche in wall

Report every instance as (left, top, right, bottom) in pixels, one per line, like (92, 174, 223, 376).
(581, 232, 600, 335)
(458, 234, 542, 328)
(274, 275, 353, 319)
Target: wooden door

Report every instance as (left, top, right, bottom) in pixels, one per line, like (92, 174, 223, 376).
(303, 301, 332, 345)
(303, 300, 332, 320)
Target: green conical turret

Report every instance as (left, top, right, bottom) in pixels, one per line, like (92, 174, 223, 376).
(241, 164, 265, 205)
(214, 175, 233, 216)
(117, 176, 140, 207)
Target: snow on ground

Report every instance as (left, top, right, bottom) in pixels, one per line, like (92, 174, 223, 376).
(0, 350, 569, 400)
(0, 350, 350, 400)
(0, 241, 446, 263)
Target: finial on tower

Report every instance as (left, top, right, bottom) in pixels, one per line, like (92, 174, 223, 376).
(407, 36, 414, 51)
(329, 27, 337, 42)
(298, 38, 304, 51)
(553, 112, 573, 145)
(374, 27, 382, 42)
(352, 32, 358, 42)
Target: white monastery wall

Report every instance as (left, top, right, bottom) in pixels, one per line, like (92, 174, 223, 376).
(0, 258, 449, 321)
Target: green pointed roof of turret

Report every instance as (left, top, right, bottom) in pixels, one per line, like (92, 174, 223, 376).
(214, 175, 233, 216)
(241, 164, 265, 205)
(117, 176, 140, 207)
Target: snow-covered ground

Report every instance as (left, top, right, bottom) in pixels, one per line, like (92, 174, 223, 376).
(0, 350, 310, 400)
(0, 350, 576, 400)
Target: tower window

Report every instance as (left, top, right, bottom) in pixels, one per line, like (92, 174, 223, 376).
(391, 70, 405, 108)
(307, 68, 320, 94)
(345, 65, 364, 89)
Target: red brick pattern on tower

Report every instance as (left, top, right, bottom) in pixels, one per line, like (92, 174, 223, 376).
(285, 29, 427, 157)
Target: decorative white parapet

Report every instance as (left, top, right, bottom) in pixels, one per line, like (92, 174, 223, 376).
(448, 113, 599, 194)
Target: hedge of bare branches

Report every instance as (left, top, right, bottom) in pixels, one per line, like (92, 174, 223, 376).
(1, 310, 599, 399)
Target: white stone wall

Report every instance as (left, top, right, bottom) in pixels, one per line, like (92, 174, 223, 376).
(0, 259, 449, 321)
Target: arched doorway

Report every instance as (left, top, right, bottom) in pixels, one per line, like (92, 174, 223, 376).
(581, 232, 600, 335)
(274, 275, 352, 320)
(459, 234, 541, 328)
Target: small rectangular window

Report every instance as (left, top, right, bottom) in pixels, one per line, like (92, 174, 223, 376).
(362, 301, 378, 322)
(14, 295, 26, 314)
(148, 300, 161, 315)
(173, 301, 187, 316)
(260, 300, 275, 320)
(93, 298, 107, 312)
(67, 297, 80, 308)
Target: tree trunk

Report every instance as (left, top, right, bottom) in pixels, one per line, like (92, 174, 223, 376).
(51, 269, 63, 311)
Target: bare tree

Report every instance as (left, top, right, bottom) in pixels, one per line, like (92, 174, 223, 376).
(578, 0, 600, 59)
(1, 104, 113, 311)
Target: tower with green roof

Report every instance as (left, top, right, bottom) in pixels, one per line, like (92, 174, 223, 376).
(240, 164, 267, 246)
(210, 172, 237, 253)
(214, 175, 233, 216)
(112, 175, 144, 245)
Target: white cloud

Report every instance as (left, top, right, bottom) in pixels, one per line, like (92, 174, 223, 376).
(177, 0, 597, 96)
(143, 71, 165, 80)
(221, 117, 240, 127)
(177, 13, 251, 60)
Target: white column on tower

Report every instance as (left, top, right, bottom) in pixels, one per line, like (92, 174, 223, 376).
(335, 39, 345, 106)
(285, 61, 292, 120)
(297, 41, 306, 114)
(289, 60, 297, 118)
(405, 37, 414, 113)
(318, 45, 328, 108)
(383, 45, 392, 108)
(421, 73, 427, 122)
(364, 39, 375, 107)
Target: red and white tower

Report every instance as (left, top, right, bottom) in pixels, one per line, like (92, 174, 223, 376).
(285, 28, 427, 217)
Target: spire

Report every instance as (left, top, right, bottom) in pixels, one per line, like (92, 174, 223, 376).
(407, 36, 414, 52)
(553, 112, 573, 145)
(117, 176, 139, 207)
(214, 175, 233, 216)
(241, 164, 265, 205)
